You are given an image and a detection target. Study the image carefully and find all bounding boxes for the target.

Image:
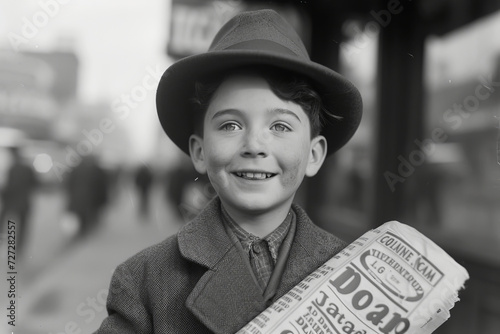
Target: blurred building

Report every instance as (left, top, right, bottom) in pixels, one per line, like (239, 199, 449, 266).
(0, 50, 76, 185)
(0, 47, 133, 186)
(0, 50, 66, 140)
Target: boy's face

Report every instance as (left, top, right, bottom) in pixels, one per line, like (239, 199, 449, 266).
(189, 73, 327, 216)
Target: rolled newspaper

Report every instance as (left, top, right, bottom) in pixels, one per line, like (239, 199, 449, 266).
(237, 221, 469, 334)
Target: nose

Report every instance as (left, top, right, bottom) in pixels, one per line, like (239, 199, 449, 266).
(241, 129, 269, 158)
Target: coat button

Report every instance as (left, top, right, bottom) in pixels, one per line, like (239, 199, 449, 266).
(252, 242, 262, 254)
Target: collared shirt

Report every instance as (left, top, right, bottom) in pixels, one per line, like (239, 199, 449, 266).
(221, 206, 292, 290)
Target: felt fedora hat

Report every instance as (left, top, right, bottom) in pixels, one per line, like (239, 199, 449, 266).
(157, 9, 362, 156)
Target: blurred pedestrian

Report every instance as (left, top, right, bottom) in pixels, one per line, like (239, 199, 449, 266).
(134, 164, 153, 220)
(66, 154, 109, 241)
(0, 146, 38, 256)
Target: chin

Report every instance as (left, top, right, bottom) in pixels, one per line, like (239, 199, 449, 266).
(233, 198, 270, 213)
(230, 193, 290, 214)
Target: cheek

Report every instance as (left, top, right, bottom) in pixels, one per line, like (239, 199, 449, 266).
(204, 145, 233, 189)
(207, 169, 231, 191)
(279, 145, 308, 188)
(280, 160, 303, 188)
(204, 138, 231, 167)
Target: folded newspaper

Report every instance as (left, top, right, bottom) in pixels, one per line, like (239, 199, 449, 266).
(237, 221, 469, 334)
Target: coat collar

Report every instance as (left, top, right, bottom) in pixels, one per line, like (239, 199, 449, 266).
(178, 197, 232, 269)
(177, 197, 347, 334)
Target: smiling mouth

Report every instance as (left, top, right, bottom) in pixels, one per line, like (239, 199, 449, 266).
(234, 172, 276, 180)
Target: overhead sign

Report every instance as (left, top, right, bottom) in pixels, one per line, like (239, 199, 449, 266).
(167, 0, 242, 58)
(167, 1, 310, 59)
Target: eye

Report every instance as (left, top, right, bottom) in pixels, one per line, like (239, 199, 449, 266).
(220, 122, 242, 131)
(271, 123, 291, 132)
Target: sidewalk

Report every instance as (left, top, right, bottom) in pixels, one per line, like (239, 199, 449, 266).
(1, 181, 182, 334)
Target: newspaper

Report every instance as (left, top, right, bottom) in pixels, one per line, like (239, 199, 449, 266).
(237, 221, 469, 334)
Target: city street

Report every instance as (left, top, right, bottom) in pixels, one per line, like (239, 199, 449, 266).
(1, 179, 182, 334)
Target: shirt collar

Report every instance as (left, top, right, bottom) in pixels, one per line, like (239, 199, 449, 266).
(221, 206, 292, 263)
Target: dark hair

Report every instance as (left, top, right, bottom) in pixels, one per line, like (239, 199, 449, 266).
(190, 66, 340, 138)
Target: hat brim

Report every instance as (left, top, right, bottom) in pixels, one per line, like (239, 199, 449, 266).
(156, 50, 362, 156)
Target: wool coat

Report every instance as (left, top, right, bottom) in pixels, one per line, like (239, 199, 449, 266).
(95, 197, 347, 334)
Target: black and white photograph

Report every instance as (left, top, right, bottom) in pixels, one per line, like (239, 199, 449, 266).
(0, 1, 499, 333)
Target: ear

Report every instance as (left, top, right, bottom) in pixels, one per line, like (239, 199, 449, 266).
(189, 134, 207, 174)
(305, 135, 327, 177)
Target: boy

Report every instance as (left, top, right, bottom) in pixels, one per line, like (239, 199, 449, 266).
(95, 9, 362, 334)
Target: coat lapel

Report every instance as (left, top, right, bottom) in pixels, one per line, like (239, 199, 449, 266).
(275, 203, 348, 300)
(178, 198, 270, 334)
(177, 198, 347, 334)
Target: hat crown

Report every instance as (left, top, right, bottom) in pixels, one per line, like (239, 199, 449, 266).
(209, 9, 310, 60)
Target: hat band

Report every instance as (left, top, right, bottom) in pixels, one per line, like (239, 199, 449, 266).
(220, 39, 304, 59)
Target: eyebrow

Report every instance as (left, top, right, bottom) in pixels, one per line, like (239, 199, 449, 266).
(211, 108, 302, 123)
(270, 108, 302, 123)
(211, 109, 240, 121)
